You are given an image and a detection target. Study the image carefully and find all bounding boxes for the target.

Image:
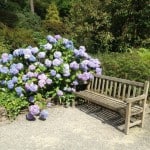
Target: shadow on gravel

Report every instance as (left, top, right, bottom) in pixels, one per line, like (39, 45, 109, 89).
(76, 102, 125, 132)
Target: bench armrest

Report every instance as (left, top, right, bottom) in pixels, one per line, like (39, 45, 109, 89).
(125, 94, 146, 103)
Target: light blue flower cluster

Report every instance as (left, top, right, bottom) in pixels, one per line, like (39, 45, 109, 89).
(0, 34, 102, 106)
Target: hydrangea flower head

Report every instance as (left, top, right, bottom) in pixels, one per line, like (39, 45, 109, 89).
(38, 52, 46, 59)
(43, 43, 52, 50)
(39, 109, 49, 120)
(54, 51, 62, 59)
(29, 105, 40, 116)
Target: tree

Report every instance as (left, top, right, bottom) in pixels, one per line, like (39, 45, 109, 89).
(30, 0, 34, 14)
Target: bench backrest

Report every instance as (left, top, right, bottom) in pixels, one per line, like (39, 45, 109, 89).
(87, 75, 149, 101)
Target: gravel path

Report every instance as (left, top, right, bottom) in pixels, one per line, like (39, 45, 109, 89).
(0, 105, 150, 150)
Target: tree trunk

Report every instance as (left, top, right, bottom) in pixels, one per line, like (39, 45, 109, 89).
(30, 0, 34, 14)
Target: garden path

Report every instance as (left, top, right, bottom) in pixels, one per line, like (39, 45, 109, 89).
(0, 105, 150, 150)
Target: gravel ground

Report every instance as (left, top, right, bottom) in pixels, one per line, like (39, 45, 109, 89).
(0, 105, 150, 150)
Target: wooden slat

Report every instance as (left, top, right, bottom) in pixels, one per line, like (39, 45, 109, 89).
(132, 86, 137, 97)
(122, 84, 126, 100)
(113, 82, 117, 97)
(98, 78, 101, 92)
(137, 87, 142, 96)
(101, 79, 105, 94)
(94, 77, 98, 91)
(127, 85, 131, 98)
(109, 81, 113, 96)
(105, 80, 109, 94)
(117, 83, 122, 98)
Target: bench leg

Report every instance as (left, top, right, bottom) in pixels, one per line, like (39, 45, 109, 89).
(125, 103, 131, 134)
(140, 100, 146, 128)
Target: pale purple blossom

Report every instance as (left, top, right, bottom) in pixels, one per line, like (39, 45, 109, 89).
(46, 78, 52, 85)
(43, 43, 52, 50)
(54, 51, 62, 58)
(52, 59, 62, 66)
(29, 105, 40, 116)
(70, 61, 79, 70)
(29, 64, 36, 71)
(38, 80, 46, 88)
(45, 59, 51, 67)
(57, 90, 63, 96)
(38, 52, 46, 59)
(31, 47, 39, 54)
(39, 110, 48, 120)
(38, 74, 47, 80)
(50, 70, 56, 76)
(47, 35, 57, 43)
(54, 35, 62, 40)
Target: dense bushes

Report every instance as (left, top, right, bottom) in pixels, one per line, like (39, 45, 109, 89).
(95, 49, 150, 82)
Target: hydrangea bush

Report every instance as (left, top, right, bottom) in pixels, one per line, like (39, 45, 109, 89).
(0, 35, 102, 119)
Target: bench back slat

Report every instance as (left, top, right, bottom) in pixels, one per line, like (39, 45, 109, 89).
(87, 75, 147, 101)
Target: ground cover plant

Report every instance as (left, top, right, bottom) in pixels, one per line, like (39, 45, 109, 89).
(0, 35, 101, 120)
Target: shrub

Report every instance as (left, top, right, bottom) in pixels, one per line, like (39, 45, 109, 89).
(0, 35, 101, 118)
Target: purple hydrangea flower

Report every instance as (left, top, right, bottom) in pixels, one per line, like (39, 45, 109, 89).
(72, 80, 79, 86)
(46, 78, 52, 85)
(12, 76, 18, 83)
(47, 35, 57, 43)
(57, 90, 63, 96)
(39, 109, 49, 120)
(52, 59, 62, 66)
(65, 40, 74, 49)
(29, 105, 40, 116)
(29, 96, 34, 103)
(50, 70, 56, 76)
(73, 49, 79, 56)
(96, 67, 102, 75)
(43, 43, 52, 50)
(29, 64, 36, 71)
(29, 55, 36, 62)
(1, 53, 9, 63)
(23, 49, 32, 59)
(70, 61, 79, 70)
(54, 35, 62, 40)
(0, 67, 9, 74)
(78, 72, 93, 81)
(7, 80, 14, 89)
(54, 51, 62, 59)
(31, 47, 39, 54)
(38, 52, 46, 59)
(56, 74, 61, 79)
(25, 83, 38, 92)
(38, 74, 47, 80)
(38, 80, 46, 88)
(27, 72, 35, 78)
(15, 87, 23, 96)
(45, 59, 52, 67)
(8, 54, 13, 61)
(9, 67, 19, 75)
(16, 63, 24, 70)
(22, 75, 29, 81)
(26, 113, 35, 121)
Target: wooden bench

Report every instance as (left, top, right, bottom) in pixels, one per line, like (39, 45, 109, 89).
(74, 75, 149, 134)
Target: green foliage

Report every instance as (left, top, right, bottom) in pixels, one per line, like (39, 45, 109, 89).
(0, 89, 28, 119)
(0, 9, 18, 27)
(109, 0, 150, 51)
(96, 51, 150, 82)
(43, 2, 67, 35)
(16, 11, 42, 31)
(66, 0, 113, 53)
(0, 26, 36, 49)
